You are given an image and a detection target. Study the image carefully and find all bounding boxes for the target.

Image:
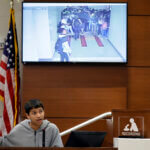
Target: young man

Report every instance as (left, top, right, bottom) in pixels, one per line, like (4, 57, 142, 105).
(0, 99, 63, 147)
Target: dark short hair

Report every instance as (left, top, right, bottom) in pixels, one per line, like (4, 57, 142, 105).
(24, 99, 44, 114)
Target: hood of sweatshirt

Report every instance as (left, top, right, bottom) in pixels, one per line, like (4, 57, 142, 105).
(20, 119, 50, 132)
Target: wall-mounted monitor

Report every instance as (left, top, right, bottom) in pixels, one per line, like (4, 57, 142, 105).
(22, 2, 127, 63)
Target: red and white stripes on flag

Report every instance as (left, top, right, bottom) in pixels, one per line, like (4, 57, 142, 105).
(0, 8, 20, 136)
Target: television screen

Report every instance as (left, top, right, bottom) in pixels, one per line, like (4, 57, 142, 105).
(65, 131, 107, 147)
(22, 2, 127, 63)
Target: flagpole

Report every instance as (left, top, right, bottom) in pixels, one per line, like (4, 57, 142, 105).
(10, 0, 14, 9)
(10, 0, 19, 127)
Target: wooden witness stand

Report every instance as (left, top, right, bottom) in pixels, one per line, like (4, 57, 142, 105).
(0, 148, 117, 150)
(2, 109, 150, 150)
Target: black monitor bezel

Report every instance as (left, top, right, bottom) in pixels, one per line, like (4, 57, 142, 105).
(21, 2, 128, 65)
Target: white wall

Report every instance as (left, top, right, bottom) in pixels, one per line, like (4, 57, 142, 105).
(0, 0, 22, 116)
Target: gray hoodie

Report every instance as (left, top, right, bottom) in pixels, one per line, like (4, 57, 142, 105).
(0, 119, 63, 147)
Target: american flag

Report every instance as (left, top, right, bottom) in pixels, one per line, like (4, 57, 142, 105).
(0, 8, 20, 136)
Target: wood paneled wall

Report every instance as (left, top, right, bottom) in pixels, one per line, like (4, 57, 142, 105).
(22, 0, 150, 146)
(127, 0, 150, 109)
(22, 66, 127, 118)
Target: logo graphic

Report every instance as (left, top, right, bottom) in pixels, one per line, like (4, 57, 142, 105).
(118, 116, 144, 137)
(123, 118, 139, 132)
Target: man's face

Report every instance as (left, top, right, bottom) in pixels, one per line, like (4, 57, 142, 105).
(26, 107, 44, 129)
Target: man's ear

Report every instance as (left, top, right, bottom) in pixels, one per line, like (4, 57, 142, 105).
(26, 113, 30, 119)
